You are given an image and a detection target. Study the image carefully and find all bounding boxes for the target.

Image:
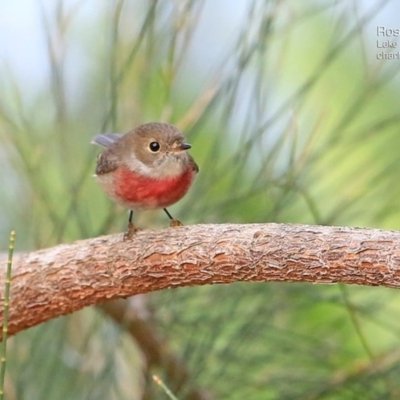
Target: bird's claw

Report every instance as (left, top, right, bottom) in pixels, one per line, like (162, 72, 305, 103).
(170, 219, 183, 228)
(123, 222, 141, 241)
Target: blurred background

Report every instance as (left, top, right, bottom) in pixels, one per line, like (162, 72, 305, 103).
(1, 0, 400, 399)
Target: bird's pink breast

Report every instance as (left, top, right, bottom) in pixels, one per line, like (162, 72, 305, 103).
(113, 166, 195, 209)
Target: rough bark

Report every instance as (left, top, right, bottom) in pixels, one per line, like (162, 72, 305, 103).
(2, 223, 400, 338)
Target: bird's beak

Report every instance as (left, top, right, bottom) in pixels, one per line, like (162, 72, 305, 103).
(170, 142, 191, 153)
(179, 142, 191, 151)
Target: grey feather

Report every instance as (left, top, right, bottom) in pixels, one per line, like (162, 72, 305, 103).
(91, 133, 122, 148)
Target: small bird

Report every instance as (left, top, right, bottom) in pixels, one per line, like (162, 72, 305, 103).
(92, 122, 198, 239)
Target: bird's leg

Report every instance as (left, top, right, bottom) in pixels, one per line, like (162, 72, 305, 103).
(123, 210, 140, 240)
(163, 208, 183, 227)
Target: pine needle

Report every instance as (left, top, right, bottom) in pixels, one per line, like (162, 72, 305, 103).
(0, 230, 15, 399)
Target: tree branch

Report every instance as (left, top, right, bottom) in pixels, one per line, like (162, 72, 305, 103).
(3, 223, 400, 337)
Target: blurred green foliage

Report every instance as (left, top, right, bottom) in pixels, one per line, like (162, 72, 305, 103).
(1, 0, 400, 399)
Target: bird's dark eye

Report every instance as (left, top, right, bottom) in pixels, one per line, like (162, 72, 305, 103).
(149, 141, 160, 152)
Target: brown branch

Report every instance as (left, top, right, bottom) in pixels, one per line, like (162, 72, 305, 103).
(3, 223, 400, 337)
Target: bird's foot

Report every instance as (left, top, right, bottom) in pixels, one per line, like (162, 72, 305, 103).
(123, 222, 141, 241)
(170, 219, 183, 228)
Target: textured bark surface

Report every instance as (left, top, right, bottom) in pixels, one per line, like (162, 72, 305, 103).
(2, 223, 400, 337)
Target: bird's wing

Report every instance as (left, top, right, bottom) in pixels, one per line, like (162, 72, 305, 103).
(92, 133, 123, 175)
(95, 151, 119, 175)
(91, 133, 123, 148)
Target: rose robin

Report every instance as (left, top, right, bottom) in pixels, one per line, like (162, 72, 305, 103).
(92, 122, 199, 240)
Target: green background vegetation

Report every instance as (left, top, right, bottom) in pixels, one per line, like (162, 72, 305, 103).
(1, 1, 400, 398)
